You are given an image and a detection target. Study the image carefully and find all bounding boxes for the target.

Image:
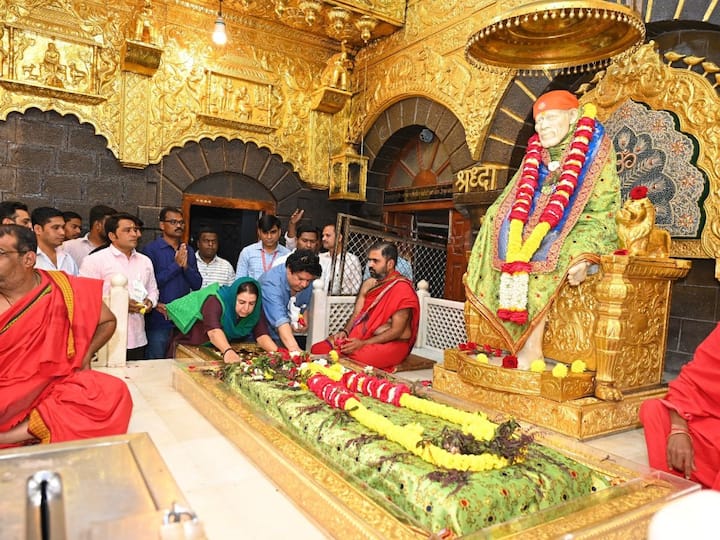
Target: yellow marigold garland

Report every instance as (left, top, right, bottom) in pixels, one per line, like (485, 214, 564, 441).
(304, 363, 517, 471)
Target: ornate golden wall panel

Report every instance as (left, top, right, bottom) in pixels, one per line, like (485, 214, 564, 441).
(584, 42, 720, 268)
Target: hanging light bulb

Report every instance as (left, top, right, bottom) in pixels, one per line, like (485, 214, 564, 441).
(212, 0, 227, 45)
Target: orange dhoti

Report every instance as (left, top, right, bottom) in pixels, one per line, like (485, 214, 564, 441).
(0, 271, 132, 447)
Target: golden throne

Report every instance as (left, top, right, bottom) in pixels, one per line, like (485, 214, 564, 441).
(435, 43, 720, 439)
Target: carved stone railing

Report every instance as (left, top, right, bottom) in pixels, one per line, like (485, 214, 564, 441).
(306, 279, 466, 360)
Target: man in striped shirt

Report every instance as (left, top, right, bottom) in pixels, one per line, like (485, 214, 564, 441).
(195, 227, 235, 288)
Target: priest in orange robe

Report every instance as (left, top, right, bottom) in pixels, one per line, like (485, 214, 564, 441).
(640, 323, 720, 488)
(0, 224, 133, 447)
(312, 241, 419, 371)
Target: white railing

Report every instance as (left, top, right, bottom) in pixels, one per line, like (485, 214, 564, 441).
(306, 280, 467, 362)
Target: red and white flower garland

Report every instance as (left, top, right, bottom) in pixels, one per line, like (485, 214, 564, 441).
(498, 104, 597, 325)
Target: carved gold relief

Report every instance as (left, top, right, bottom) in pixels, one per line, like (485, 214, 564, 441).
(199, 70, 278, 133)
(585, 42, 720, 272)
(433, 365, 670, 439)
(1, 27, 104, 103)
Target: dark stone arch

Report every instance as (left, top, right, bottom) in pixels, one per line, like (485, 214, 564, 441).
(154, 137, 312, 218)
(361, 97, 476, 218)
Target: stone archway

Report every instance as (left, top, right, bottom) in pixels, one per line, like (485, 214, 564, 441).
(362, 97, 478, 300)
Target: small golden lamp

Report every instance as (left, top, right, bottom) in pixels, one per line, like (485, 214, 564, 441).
(328, 141, 368, 201)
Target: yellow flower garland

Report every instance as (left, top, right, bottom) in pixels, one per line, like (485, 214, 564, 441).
(305, 363, 515, 472)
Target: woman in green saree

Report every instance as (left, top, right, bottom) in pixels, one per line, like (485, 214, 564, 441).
(163, 277, 276, 362)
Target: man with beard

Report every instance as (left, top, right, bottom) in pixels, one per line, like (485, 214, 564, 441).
(80, 213, 158, 361)
(64, 205, 117, 267)
(319, 222, 362, 295)
(143, 207, 202, 358)
(311, 241, 419, 371)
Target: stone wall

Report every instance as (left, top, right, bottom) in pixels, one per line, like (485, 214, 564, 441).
(666, 258, 720, 375)
(0, 108, 355, 247)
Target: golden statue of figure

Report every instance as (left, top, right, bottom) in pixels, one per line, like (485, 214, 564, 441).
(321, 40, 353, 91)
(133, 0, 160, 45)
(616, 186, 671, 257)
(41, 42, 65, 88)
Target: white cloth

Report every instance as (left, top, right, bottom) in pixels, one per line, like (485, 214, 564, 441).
(319, 251, 362, 295)
(35, 247, 79, 276)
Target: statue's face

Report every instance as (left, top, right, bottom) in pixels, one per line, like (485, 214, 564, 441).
(534, 108, 578, 148)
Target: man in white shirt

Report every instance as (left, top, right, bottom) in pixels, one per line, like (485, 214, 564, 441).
(195, 227, 235, 287)
(32, 206, 78, 276)
(64, 205, 117, 267)
(80, 213, 159, 360)
(319, 222, 362, 295)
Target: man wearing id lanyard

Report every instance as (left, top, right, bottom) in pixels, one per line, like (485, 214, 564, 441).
(235, 214, 290, 280)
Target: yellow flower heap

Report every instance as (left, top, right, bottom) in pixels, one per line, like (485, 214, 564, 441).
(305, 362, 529, 472)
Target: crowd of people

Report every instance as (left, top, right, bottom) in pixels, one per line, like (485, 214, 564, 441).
(0, 201, 420, 371)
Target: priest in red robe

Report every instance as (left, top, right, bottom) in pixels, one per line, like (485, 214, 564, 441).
(0, 224, 133, 447)
(640, 323, 720, 488)
(312, 241, 419, 371)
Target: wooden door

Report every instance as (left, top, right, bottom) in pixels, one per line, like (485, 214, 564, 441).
(445, 209, 471, 301)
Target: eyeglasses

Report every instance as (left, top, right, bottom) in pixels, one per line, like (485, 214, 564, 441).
(0, 249, 27, 257)
(163, 219, 185, 226)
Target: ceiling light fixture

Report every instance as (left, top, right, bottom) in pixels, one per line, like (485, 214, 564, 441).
(465, 1, 645, 76)
(212, 0, 227, 46)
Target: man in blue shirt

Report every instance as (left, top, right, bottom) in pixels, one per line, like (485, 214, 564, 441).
(143, 206, 202, 358)
(259, 249, 321, 352)
(236, 215, 290, 280)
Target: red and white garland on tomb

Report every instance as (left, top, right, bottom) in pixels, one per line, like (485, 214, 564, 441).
(304, 363, 516, 471)
(498, 104, 597, 325)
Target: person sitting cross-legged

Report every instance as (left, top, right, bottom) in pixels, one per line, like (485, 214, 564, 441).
(311, 241, 419, 372)
(0, 224, 132, 448)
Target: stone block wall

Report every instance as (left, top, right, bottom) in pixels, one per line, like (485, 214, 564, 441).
(666, 258, 720, 376)
(0, 108, 352, 247)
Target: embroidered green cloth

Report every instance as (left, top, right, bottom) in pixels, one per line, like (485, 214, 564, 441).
(223, 369, 612, 536)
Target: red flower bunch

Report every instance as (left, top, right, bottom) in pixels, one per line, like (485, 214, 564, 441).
(497, 309, 529, 325)
(630, 185, 648, 200)
(458, 341, 479, 353)
(482, 344, 503, 357)
(342, 371, 410, 406)
(502, 355, 518, 369)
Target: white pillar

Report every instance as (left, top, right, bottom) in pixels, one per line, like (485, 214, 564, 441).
(306, 280, 328, 351)
(101, 273, 129, 367)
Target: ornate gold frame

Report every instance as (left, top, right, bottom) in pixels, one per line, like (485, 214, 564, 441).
(584, 42, 720, 273)
(173, 349, 698, 538)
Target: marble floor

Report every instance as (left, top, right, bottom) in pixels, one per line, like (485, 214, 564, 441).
(107, 360, 650, 540)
